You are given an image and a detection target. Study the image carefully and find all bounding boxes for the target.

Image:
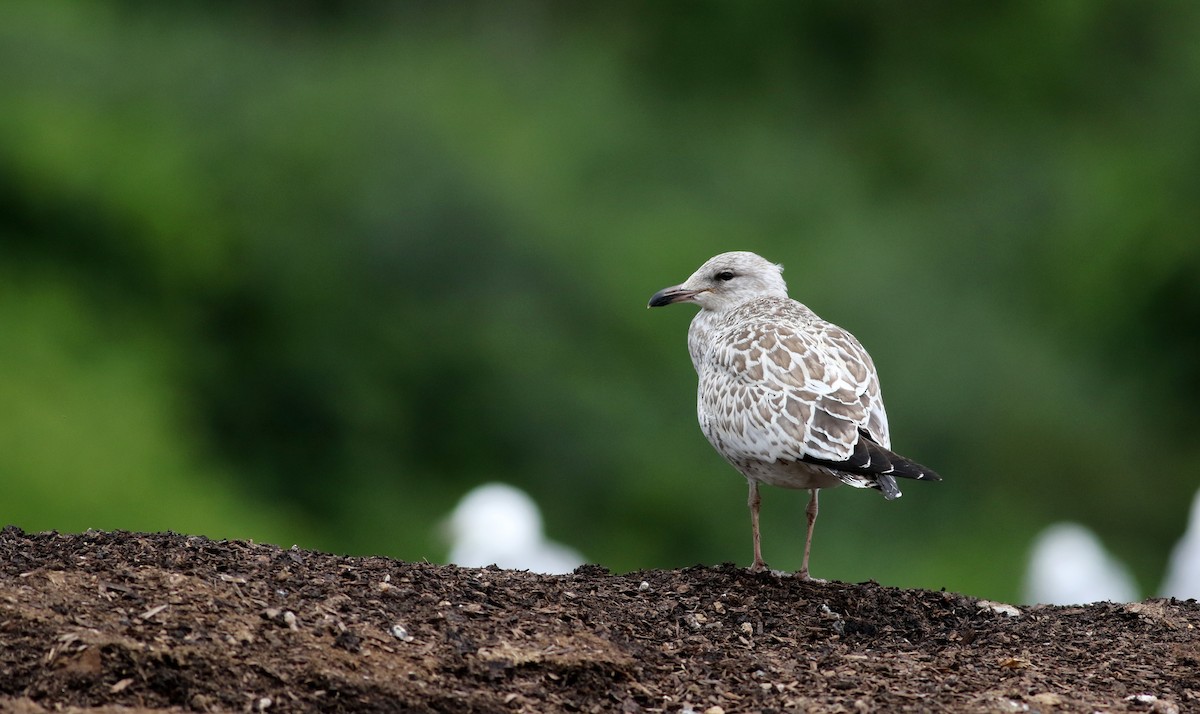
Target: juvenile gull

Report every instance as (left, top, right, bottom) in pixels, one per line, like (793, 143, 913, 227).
(648, 251, 941, 579)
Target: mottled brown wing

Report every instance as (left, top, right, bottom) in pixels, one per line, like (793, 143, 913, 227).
(707, 315, 944, 499)
(697, 293, 940, 500)
(711, 317, 886, 460)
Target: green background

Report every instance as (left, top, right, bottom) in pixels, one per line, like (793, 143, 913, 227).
(3, 1, 1198, 603)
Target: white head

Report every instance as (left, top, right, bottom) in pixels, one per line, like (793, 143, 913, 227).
(648, 251, 788, 312)
(447, 483, 543, 553)
(443, 482, 587, 573)
(1160, 489, 1200, 598)
(1023, 522, 1139, 605)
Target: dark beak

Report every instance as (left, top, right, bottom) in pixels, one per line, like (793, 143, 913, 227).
(648, 285, 699, 308)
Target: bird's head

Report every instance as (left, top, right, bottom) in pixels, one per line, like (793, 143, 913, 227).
(444, 483, 544, 552)
(647, 251, 788, 312)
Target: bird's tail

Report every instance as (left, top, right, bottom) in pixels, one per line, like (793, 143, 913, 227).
(810, 429, 941, 501)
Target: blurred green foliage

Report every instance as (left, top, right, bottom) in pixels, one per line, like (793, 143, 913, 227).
(2, 1, 1198, 602)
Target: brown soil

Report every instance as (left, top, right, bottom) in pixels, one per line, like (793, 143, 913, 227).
(1, 527, 1197, 713)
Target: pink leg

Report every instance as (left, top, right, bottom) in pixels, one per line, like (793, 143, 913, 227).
(747, 480, 768, 572)
(798, 488, 819, 580)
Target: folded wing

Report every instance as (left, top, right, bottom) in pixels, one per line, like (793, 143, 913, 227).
(709, 312, 939, 500)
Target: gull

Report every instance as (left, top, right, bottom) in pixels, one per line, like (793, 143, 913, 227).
(1160, 489, 1200, 599)
(444, 482, 585, 574)
(648, 251, 941, 579)
(1022, 522, 1139, 604)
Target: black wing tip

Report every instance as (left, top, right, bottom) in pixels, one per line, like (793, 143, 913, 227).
(905, 463, 943, 482)
(893, 461, 942, 482)
(852, 428, 942, 483)
(803, 440, 942, 485)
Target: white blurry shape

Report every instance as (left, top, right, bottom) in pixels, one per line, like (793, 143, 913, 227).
(1160, 489, 1200, 599)
(445, 482, 585, 574)
(1023, 522, 1139, 605)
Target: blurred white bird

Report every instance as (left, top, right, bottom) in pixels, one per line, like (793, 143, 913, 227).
(1022, 522, 1139, 605)
(1160, 489, 1200, 599)
(444, 482, 585, 574)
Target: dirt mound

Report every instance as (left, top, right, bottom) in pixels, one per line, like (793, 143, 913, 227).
(1, 527, 1196, 713)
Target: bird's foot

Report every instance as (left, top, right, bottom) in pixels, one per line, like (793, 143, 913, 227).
(748, 562, 795, 578)
(795, 569, 828, 583)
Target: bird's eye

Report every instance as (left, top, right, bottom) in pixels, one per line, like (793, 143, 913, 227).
(714, 271, 735, 282)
